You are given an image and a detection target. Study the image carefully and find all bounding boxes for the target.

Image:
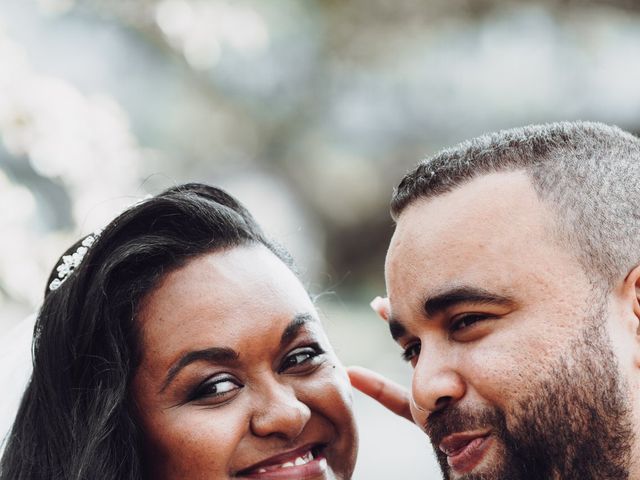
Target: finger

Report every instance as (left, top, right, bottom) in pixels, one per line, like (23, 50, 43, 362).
(347, 365, 413, 422)
(369, 296, 390, 322)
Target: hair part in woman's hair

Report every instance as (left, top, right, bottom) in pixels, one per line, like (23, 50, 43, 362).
(0, 183, 294, 480)
(391, 121, 640, 290)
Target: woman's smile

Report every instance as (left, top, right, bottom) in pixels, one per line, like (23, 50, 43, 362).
(236, 444, 328, 479)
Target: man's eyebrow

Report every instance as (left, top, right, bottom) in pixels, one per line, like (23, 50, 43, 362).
(281, 312, 318, 346)
(388, 286, 515, 341)
(160, 347, 239, 394)
(389, 318, 407, 342)
(424, 286, 516, 318)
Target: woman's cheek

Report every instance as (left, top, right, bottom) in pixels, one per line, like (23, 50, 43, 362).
(306, 360, 353, 404)
(313, 362, 359, 479)
(145, 407, 248, 479)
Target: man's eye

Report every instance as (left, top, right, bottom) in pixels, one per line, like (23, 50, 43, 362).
(401, 341, 421, 366)
(279, 344, 325, 373)
(190, 376, 242, 403)
(451, 314, 489, 332)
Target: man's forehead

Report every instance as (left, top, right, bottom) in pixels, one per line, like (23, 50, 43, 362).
(388, 171, 539, 254)
(384, 171, 570, 306)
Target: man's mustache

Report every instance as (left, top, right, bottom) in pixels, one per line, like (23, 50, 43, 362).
(425, 404, 505, 447)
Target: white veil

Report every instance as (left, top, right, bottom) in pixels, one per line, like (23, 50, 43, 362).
(0, 314, 35, 449)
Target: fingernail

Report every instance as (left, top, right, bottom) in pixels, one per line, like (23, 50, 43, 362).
(370, 296, 383, 311)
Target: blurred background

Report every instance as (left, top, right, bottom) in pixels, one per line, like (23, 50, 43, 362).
(2, 0, 640, 477)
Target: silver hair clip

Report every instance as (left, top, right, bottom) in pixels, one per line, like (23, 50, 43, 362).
(49, 229, 102, 291)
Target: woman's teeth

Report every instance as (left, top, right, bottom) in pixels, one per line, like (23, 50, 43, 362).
(256, 451, 316, 473)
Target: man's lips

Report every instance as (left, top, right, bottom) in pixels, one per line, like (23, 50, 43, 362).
(439, 431, 492, 474)
(236, 443, 327, 479)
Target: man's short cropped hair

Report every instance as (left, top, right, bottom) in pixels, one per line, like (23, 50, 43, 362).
(391, 121, 640, 290)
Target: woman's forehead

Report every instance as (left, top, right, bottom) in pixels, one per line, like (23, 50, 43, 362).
(136, 245, 316, 358)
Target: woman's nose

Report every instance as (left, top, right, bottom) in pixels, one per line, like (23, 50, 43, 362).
(250, 381, 311, 440)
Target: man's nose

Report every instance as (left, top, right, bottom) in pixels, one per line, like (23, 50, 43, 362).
(250, 380, 311, 440)
(410, 350, 466, 426)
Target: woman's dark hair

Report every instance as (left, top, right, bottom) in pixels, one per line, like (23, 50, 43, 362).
(0, 183, 293, 480)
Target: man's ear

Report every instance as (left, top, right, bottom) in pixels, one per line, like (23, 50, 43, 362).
(623, 264, 640, 336)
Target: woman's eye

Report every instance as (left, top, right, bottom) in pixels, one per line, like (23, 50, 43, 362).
(279, 344, 325, 373)
(190, 376, 242, 403)
(451, 314, 489, 332)
(401, 341, 421, 366)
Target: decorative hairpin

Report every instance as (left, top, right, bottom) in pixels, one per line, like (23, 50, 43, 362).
(49, 229, 102, 291)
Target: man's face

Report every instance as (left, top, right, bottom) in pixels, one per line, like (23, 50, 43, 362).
(385, 171, 636, 479)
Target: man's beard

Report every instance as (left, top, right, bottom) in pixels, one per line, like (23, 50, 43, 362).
(425, 309, 634, 480)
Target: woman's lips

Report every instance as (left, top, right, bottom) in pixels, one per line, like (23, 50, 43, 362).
(439, 432, 493, 475)
(237, 444, 328, 479)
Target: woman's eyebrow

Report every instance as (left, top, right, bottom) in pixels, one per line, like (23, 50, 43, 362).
(159, 347, 239, 394)
(280, 313, 318, 346)
(158, 313, 317, 394)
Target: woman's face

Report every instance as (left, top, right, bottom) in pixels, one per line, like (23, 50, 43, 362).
(131, 245, 357, 480)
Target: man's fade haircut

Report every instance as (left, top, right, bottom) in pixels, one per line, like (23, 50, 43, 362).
(391, 121, 640, 290)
